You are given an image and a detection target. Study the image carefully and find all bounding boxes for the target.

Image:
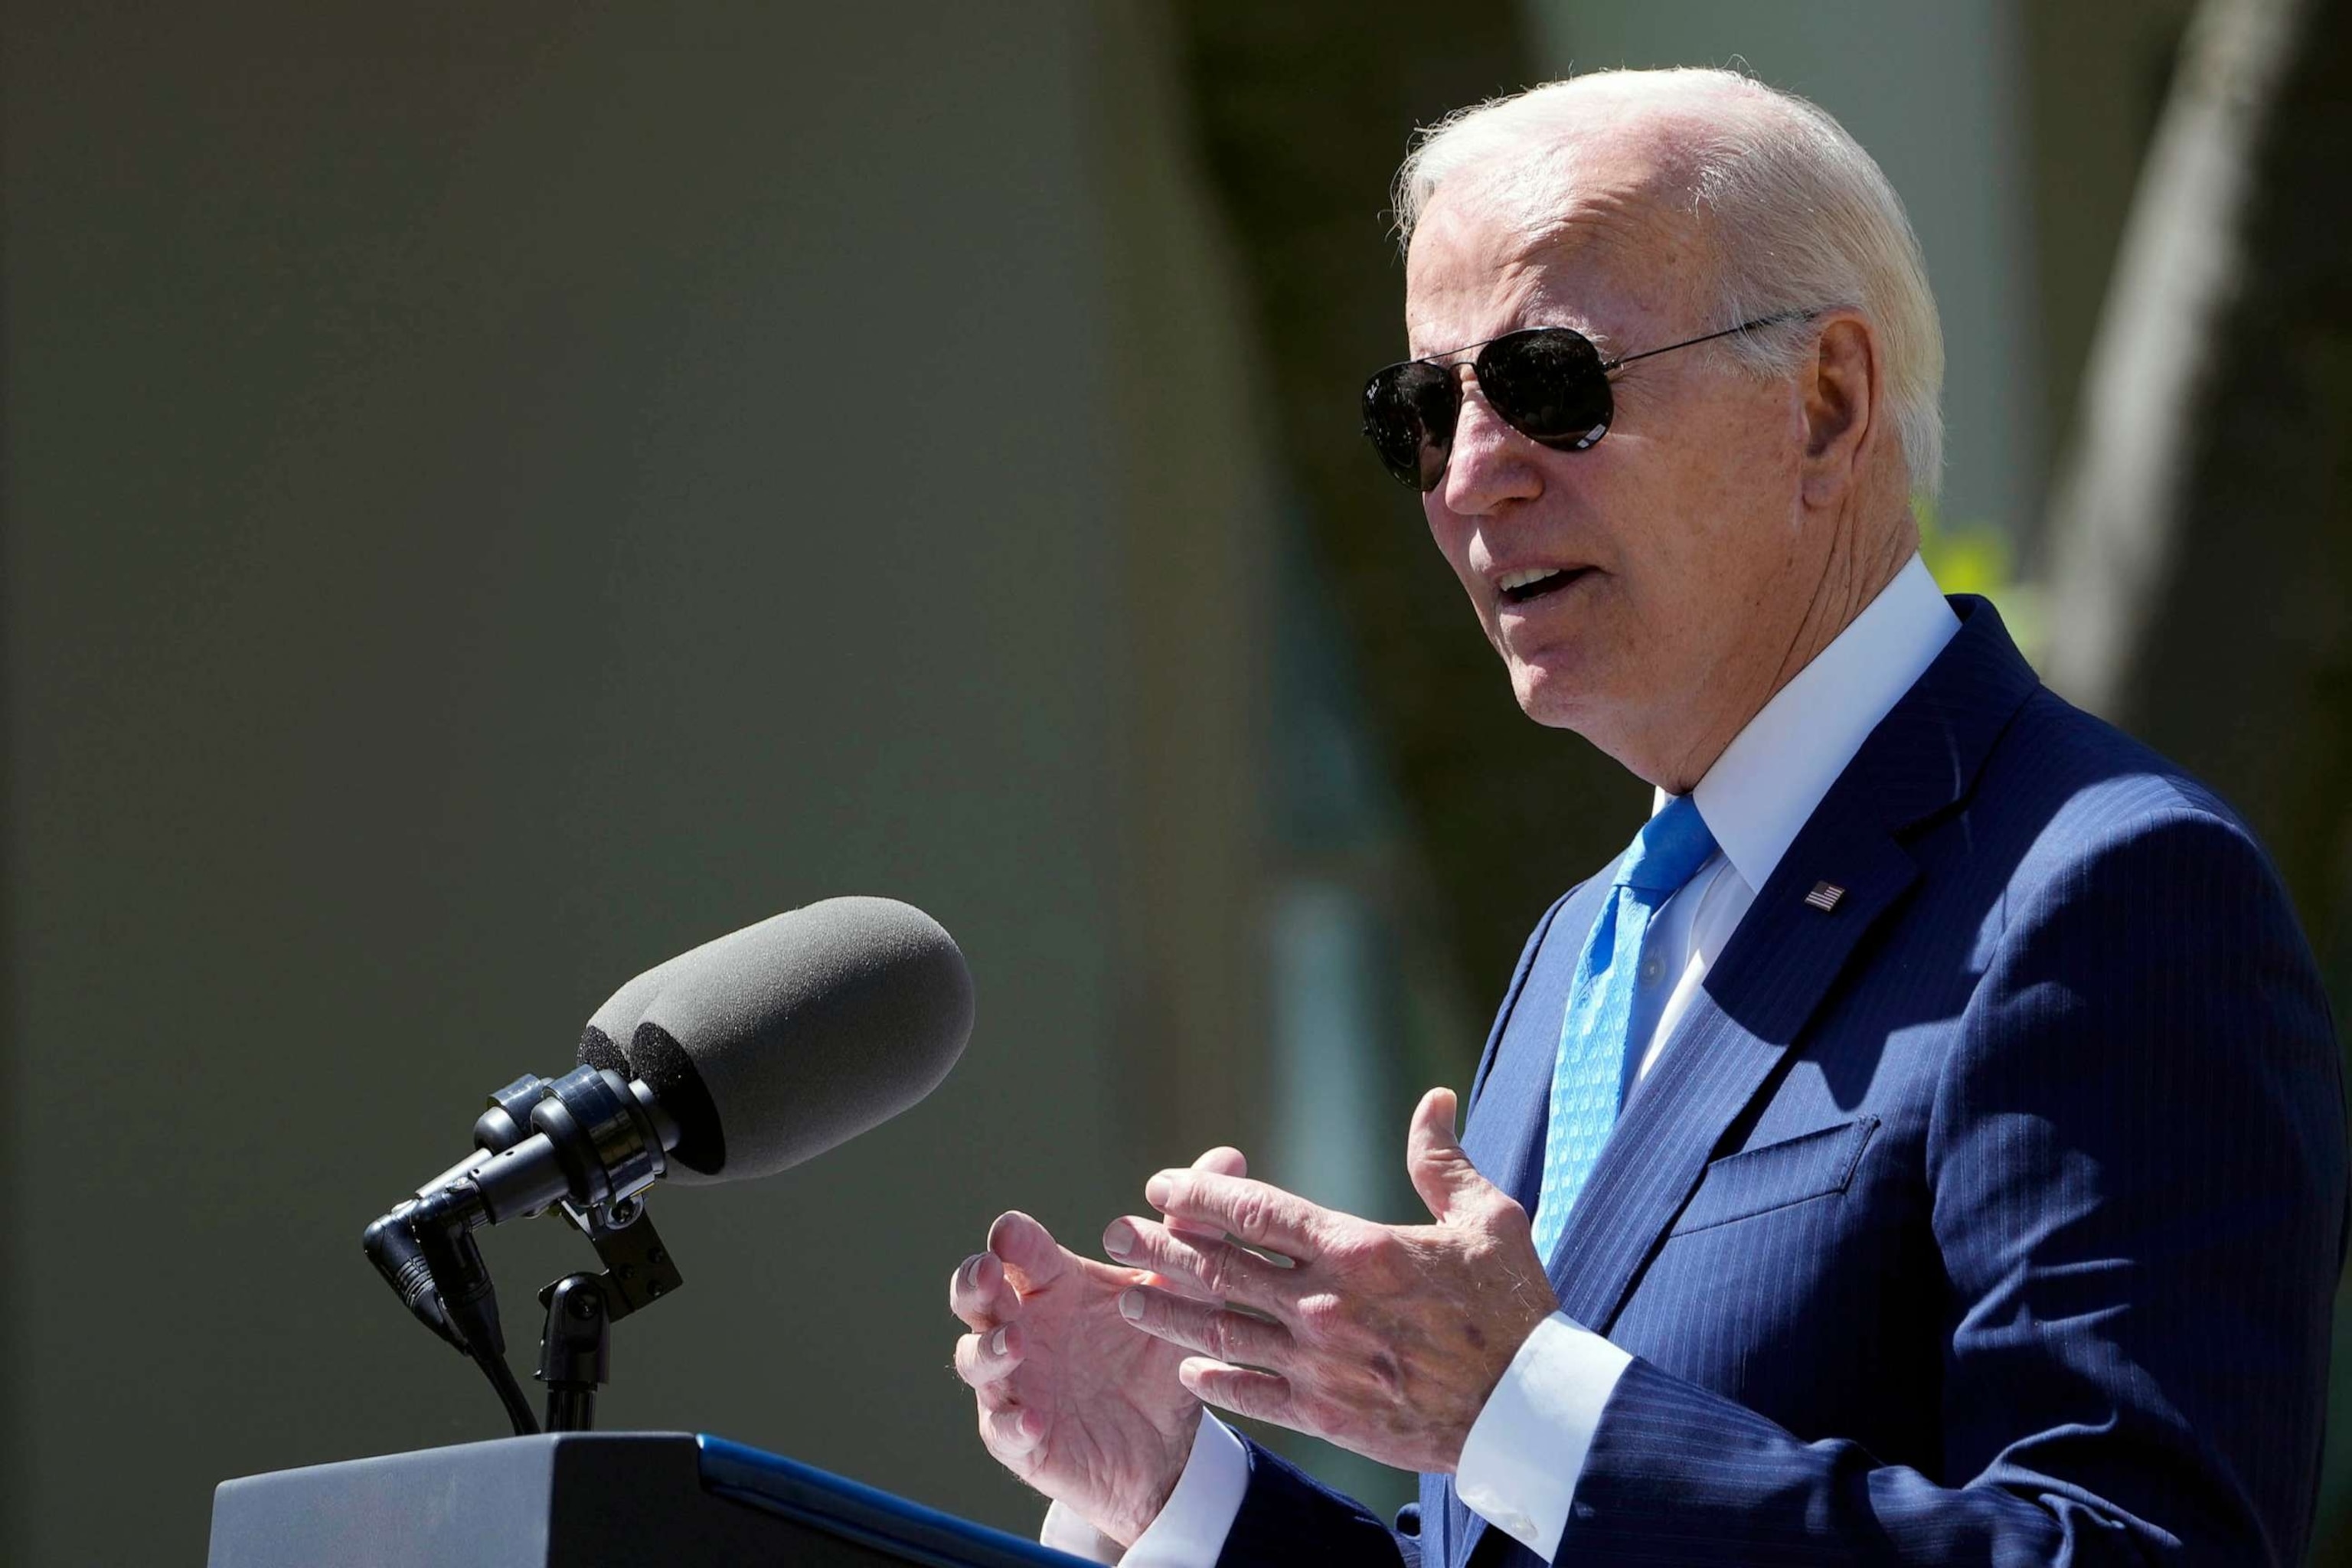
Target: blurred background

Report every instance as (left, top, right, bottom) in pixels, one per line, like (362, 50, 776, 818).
(5, 1, 2347, 1562)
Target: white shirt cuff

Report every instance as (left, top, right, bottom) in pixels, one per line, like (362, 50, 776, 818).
(1040, 1501, 1125, 1563)
(1454, 1312, 1633, 1559)
(1037, 1413, 1250, 1566)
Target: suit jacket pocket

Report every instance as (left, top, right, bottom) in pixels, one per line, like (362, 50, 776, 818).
(1669, 1115, 1882, 1236)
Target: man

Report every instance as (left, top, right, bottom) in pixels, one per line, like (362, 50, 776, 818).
(950, 68, 2347, 1565)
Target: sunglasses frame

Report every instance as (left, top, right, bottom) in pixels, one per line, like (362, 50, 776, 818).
(1362, 309, 1814, 492)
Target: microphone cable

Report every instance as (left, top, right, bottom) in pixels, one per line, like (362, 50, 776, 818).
(475, 1342, 540, 1436)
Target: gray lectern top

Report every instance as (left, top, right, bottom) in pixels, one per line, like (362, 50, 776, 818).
(207, 1431, 1094, 1567)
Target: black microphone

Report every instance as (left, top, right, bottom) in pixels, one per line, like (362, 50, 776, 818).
(365, 897, 975, 1361)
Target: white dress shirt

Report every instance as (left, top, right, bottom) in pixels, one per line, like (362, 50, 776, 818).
(1047, 555, 1960, 1563)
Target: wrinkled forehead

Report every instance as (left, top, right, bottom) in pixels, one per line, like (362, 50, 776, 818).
(1403, 139, 1710, 360)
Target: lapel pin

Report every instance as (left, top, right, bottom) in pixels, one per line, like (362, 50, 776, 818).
(1805, 880, 1846, 913)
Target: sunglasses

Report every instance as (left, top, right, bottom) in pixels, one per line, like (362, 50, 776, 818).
(1361, 312, 1808, 492)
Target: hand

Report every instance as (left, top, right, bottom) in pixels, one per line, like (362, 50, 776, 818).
(949, 1147, 1247, 1547)
(1105, 1088, 1557, 1473)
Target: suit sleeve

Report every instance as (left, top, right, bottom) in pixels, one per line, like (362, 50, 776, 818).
(1553, 810, 2347, 1564)
(1217, 1433, 1417, 1567)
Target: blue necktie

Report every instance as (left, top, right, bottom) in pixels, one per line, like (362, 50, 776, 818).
(1529, 795, 1720, 1262)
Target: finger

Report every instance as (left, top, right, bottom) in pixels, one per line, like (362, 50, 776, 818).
(982, 1402, 1044, 1459)
(1142, 1171, 1329, 1262)
(1177, 1357, 1295, 1427)
(1102, 1215, 1292, 1312)
(1406, 1086, 1503, 1225)
(953, 1323, 1024, 1390)
(1116, 1284, 1295, 1371)
(1166, 1146, 1247, 1241)
(987, 1210, 1070, 1294)
(949, 1250, 1021, 1331)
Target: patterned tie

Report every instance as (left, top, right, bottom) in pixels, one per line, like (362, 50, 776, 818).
(1528, 795, 1720, 1263)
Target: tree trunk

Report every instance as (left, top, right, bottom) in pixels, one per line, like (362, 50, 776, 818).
(2039, 0, 2352, 1009)
(1169, 2, 1643, 1024)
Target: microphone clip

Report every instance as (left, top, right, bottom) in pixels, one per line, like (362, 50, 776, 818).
(363, 1066, 688, 1437)
(555, 1191, 686, 1321)
(534, 1197, 687, 1432)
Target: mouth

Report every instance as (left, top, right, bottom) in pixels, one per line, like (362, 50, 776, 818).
(1495, 565, 1595, 606)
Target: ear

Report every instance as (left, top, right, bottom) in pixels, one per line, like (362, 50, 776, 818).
(1798, 312, 1881, 509)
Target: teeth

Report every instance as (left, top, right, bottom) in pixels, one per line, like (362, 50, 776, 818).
(1498, 567, 1566, 593)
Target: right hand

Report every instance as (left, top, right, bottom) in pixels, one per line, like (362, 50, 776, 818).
(949, 1147, 1248, 1547)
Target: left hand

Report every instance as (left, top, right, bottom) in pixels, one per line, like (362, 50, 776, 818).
(1102, 1086, 1559, 1473)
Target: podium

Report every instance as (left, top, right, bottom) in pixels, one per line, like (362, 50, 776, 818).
(206, 1431, 1093, 1566)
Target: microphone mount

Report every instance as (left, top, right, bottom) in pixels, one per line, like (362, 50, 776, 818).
(364, 1065, 688, 1436)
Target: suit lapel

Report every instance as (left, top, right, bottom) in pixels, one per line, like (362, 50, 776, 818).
(1463, 872, 1615, 1217)
(1546, 831, 1917, 1328)
(1545, 594, 2040, 1334)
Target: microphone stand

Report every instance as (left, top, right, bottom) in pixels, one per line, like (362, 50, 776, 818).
(535, 1192, 685, 1432)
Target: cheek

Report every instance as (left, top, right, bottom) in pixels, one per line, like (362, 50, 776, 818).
(1643, 420, 1799, 573)
(1423, 507, 1485, 598)
(1421, 496, 1459, 554)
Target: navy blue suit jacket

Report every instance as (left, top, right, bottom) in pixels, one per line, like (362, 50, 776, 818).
(1218, 597, 2347, 1565)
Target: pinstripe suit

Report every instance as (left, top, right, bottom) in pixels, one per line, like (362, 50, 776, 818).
(1219, 596, 2349, 1566)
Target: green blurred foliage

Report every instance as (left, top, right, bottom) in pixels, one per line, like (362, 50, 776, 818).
(1915, 495, 2043, 666)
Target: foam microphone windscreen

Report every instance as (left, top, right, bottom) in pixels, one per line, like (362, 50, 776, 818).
(577, 897, 975, 1184)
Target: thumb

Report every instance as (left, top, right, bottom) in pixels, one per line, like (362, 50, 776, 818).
(1406, 1087, 1498, 1225)
(986, 1210, 1068, 1293)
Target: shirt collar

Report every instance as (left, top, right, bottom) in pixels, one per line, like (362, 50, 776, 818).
(1651, 553, 1960, 891)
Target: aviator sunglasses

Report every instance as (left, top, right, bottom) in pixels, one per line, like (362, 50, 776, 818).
(1361, 312, 1809, 492)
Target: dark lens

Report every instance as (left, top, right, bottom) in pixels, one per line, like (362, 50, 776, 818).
(1362, 361, 1459, 491)
(1475, 328, 1612, 450)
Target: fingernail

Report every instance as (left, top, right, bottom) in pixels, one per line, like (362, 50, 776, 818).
(990, 1326, 1009, 1356)
(1119, 1289, 1146, 1322)
(1102, 1219, 1135, 1258)
(1145, 1174, 1172, 1207)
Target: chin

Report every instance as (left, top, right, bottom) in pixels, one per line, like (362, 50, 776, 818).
(1508, 658, 1609, 733)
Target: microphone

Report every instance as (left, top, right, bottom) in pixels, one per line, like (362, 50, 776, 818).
(365, 897, 974, 1367)
(577, 894, 975, 1185)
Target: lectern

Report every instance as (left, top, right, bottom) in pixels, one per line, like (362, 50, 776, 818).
(207, 1431, 1091, 1567)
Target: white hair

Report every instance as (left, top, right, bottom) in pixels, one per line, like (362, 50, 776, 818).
(1394, 68, 1945, 498)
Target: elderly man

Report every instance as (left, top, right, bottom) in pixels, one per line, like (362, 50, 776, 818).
(951, 68, 2346, 1566)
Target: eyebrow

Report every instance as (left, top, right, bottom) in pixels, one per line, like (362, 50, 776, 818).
(1406, 320, 1615, 365)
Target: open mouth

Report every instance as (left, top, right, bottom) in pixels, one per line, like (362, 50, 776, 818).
(1498, 566, 1592, 605)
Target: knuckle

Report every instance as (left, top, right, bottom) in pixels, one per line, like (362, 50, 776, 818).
(1292, 1292, 1344, 1336)
(977, 1407, 1008, 1451)
(1197, 1244, 1234, 1298)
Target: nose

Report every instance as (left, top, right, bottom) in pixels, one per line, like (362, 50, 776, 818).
(1438, 371, 1544, 515)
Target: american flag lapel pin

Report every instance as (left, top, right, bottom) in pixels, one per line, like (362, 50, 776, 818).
(1805, 880, 1846, 913)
